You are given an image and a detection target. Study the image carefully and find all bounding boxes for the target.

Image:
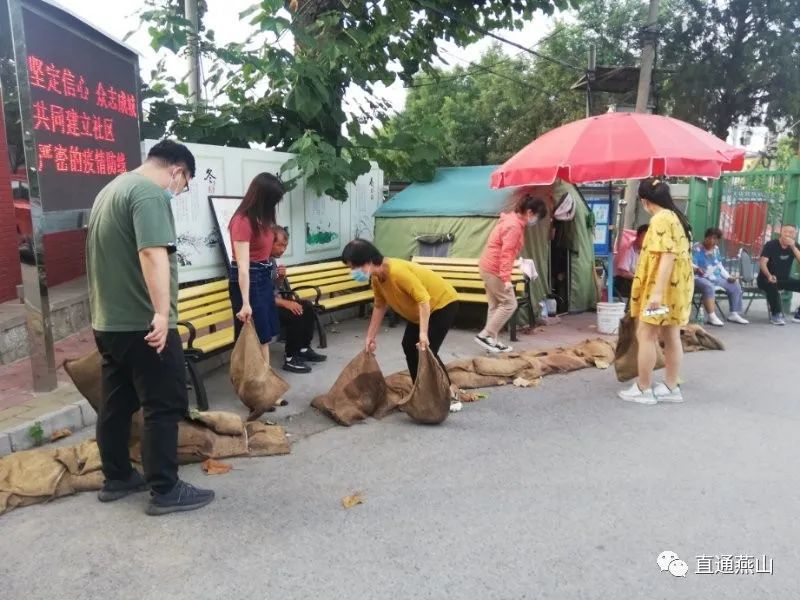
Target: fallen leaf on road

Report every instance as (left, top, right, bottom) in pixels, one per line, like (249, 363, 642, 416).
(202, 458, 232, 475)
(594, 359, 610, 369)
(50, 428, 72, 441)
(341, 492, 364, 509)
(512, 377, 542, 388)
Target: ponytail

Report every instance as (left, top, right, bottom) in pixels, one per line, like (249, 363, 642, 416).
(638, 177, 692, 241)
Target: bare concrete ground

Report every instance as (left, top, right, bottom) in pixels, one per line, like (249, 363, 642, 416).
(1, 305, 798, 599)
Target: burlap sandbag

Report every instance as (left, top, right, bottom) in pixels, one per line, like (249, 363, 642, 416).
(447, 358, 510, 389)
(245, 421, 291, 456)
(571, 339, 616, 364)
(378, 372, 413, 419)
(400, 348, 450, 425)
(681, 324, 725, 352)
(473, 355, 531, 378)
(613, 315, 665, 382)
(311, 351, 387, 426)
(190, 411, 244, 436)
(230, 321, 290, 421)
(63, 350, 103, 412)
(176, 421, 249, 464)
(539, 350, 590, 373)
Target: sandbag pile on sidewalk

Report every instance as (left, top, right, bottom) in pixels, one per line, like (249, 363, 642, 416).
(613, 317, 725, 382)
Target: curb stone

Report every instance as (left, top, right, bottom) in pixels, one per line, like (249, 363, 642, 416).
(0, 396, 95, 456)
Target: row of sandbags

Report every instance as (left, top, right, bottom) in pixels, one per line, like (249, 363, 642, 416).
(0, 351, 292, 518)
(311, 324, 725, 427)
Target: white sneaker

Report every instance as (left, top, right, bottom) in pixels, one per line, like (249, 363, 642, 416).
(653, 382, 684, 403)
(493, 340, 514, 353)
(474, 334, 501, 353)
(618, 383, 657, 405)
(449, 400, 463, 413)
(727, 312, 749, 324)
(707, 312, 724, 327)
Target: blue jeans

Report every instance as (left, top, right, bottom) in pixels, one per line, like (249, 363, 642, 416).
(694, 277, 743, 313)
(229, 262, 280, 344)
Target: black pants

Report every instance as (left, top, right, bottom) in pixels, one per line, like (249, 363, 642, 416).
(402, 302, 459, 382)
(757, 277, 800, 315)
(93, 329, 188, 494)
(613, 276, 633, 299)
(278, 300, 315, 357)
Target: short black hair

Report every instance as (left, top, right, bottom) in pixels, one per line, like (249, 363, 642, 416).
(341, 239, 384, 267)
(704, 227, 723, 239)
(518, 195, 548, 219)
(147, 139, 196, 178)
(636, 224, 649, 236)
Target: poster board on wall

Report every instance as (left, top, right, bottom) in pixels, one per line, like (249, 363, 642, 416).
(144, 140, 384, 284)
(208, 195, 242, 273)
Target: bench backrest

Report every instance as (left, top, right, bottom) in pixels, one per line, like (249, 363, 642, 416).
(284, 260, 371, 301)
(411, 256, 526, 293)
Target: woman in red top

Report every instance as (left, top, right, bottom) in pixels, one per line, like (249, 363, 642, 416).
(229, 172, 284, 359)
(475, 195, 547, 353)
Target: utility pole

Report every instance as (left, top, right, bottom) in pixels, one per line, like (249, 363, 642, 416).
(185, 0, 202, 106)
(586, 44, 596, 118)
(622, 0, 660, 229)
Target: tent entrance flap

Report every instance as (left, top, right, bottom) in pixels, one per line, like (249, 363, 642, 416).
(415, 233, 455, 257)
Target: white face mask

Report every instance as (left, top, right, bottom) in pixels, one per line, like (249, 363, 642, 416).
(527, 217, 539, 226)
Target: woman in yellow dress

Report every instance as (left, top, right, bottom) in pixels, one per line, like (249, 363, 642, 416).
(619, 178, 693, 405)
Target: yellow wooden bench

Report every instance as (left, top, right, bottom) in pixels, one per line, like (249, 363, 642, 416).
(410, 256, 533, 341)
(282, 261, 375, 348)
(176, 279, 233, 410)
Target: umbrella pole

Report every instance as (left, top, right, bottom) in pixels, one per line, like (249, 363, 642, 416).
(608, 181, 620, 302)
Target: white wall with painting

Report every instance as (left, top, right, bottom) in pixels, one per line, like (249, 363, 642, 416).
(142, 140, 384, 283)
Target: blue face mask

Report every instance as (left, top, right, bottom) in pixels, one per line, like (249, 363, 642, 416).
(351, 268, 369, 283)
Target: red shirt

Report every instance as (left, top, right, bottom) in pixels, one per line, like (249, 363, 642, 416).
(229, 214, 274, 262)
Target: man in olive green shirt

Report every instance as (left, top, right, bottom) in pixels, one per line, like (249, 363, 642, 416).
(87, 140, 214, 516)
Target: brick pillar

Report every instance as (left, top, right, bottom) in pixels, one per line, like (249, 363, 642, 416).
(0, 93, 23, 303)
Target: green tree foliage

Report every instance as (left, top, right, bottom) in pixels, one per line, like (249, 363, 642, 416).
(660, 0, 800, 139)
(134, 0, 579, 199)
(379, 0, 646, 179)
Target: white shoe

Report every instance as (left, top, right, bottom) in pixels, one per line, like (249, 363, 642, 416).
(727, 312, 749, 324)
(474, 334, 501, 353)
(449, 400, 463, 413)
(707, 312, 724, 327)
(653, 382, 684, 403)
(493, 340, 513, 353)
(618, 383, 657, 405)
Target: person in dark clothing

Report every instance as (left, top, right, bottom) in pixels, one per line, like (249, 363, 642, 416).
(269, 227, 327, 373)
(86, 140, 214, 516)
(757, 224, 800, 325)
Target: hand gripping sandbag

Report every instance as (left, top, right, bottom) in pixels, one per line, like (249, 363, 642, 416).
(311, 350, 387, 426)
(400, 347, 451, 425)
(613, 315, 664, 382)
(229, 321, 290, 421)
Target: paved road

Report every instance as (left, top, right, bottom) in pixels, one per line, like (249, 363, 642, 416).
(1, 310, 797, 599)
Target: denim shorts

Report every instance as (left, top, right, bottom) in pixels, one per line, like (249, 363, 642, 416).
(229, 261, 280, 344)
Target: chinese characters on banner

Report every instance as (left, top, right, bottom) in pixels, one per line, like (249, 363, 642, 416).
(28, 55, 135, 176)
(19, 2, 141, 213)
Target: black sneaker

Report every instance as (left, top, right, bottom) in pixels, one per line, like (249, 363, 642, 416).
(793, 310, 800, 324)
(298, 347, 327, 362)
(98, 470, 149, 502)
(145, 480, 215, 516)
(283, 356, 312, 373)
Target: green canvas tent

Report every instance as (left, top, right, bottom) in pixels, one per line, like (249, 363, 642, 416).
(374, 165, 598, 314)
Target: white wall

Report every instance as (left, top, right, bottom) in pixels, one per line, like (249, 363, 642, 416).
(142, 140, 384, 283)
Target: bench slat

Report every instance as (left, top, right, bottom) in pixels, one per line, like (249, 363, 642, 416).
(177, 291, 231, 312)
(288, 269, 351, 285)
(285, 261, 345, 276)
(178, 300, 232, 322)
(318, 290, 375, 311)
(177, 279, 228, 301)
(294, 280, 371, 300)
(177, 310, 232, 334)
(187, 327, 236, 354)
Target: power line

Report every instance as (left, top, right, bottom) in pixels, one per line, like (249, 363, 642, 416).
(411, 0, 582, 72)
(404, 24, 570, 89)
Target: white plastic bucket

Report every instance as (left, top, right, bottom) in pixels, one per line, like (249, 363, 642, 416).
(596, 302, 626, 335)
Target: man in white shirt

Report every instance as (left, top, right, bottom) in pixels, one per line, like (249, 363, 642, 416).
(614, 224, 648, 299)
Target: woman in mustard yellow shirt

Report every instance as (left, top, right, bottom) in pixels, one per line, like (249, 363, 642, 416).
(342, 239, 459, 388)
